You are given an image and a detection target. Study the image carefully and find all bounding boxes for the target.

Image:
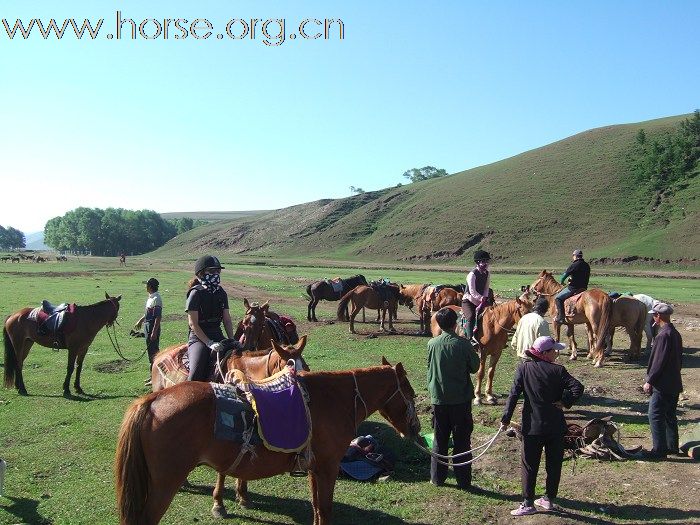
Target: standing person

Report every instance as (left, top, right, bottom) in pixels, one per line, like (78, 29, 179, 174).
(500, 336, 584, 516)
(133, 277, 162, 386)
(642, 302, 684, 459)
(511, 297, 551, 360)
(554, 249, 590, 323)
(462, 250, 492, 339)
(427, 307, 481, 489)
(186, 255, 235, 382)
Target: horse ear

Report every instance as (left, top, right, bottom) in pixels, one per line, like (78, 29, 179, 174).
(293, 335, 307, 352)
(243, 298, 250, 309)
(381, 356, 391, 366)
(539, 270, 546, 276)
(261, 301, 270, 312)
(116, 295, 122, 301)
(272, 339, 292, 360)
(105, 292, 110, 299)
(395, 362, 406, 376)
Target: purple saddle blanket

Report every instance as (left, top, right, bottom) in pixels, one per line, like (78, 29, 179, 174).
(248, 368, 311, 453)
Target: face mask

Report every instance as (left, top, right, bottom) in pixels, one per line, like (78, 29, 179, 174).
(201, 272, 221, 291)
(477, 262, 490, 272)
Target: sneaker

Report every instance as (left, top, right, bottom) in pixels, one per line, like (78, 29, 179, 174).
(534, 497, 554, 511)
(510, 503, 536, 516)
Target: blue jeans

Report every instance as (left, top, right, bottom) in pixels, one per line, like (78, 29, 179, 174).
(555, 286, 576, 321)
(648, 389, 680, 455)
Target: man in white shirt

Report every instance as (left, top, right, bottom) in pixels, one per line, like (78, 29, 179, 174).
(511, 297, 550, 359)
(134, 277, 163, 385)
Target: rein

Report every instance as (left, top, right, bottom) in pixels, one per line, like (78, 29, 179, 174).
(105, 299, 146, 362)
(412, 428, 503, 467)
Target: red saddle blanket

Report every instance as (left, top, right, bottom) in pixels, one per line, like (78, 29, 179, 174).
(564, 292, 585, 316)
(154, 344, 225, 386)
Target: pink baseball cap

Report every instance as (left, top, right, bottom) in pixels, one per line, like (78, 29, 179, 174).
(531, 336, 566, 354)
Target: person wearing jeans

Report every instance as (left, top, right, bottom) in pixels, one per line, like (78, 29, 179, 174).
(643, 302, 684, 459)
(554, 249, 590, 323)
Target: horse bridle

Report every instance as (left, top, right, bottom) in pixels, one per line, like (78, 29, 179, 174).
(352, 368, 419, 434)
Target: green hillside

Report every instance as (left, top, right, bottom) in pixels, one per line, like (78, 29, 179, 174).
(157, 114, 699, 266)
(160, 210, 268, 221)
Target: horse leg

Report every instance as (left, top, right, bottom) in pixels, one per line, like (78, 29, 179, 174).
(605, 326, 615, 359)
(311, 298, 319, 322)
(388, 303, 396, 333)
(236, 478, 250, 508)
(212, 473, 228, 518)
(63, 349, 77, 397)
(309, 467, 338, 525)
(485, 351, 502, 405)
(13, 338, 33, 396)
(473, 354, 486, 405)
(349, 307, 358, 334)
(567, 323, 578, 361)
(144, 469, 190, 525)
(73, 349, 88, 395)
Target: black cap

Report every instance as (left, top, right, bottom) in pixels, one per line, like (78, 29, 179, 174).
(473, 250, 491, 262)
(195, 255, 225, 275)
(143, 277, 159, 289)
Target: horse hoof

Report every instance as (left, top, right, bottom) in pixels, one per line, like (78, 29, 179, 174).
(238, 498, 251, 508)
(569, 355, 577, 361)
(473, 397, 482, 406)
(211, 504, 227, 518)
(486, 396, 498, 405)
(63, 390, 72, 398)
(18, 389, 28, 396)
(75, 388, 85, 396)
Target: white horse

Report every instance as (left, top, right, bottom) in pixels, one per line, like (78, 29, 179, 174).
(632, 293, 659, 352)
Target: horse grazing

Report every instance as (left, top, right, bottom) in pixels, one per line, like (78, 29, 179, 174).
(398, 284, 430, 332)
(114, 358, 420, 525)
(306, 274, 367, 322)
(430, 293, 532, 405)
(336, 284, 397, 333)
(4, 293, 121, 396)
(632, 293, 658, 352)
(607, 296, 647, 361)
(529, 270, 612, 367)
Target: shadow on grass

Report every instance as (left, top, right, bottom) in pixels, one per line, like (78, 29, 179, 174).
(552, 497, 700, 524)
(0, 496, 52, 525)
(25, 391, 133, 402)
(179, 482, 431, 524)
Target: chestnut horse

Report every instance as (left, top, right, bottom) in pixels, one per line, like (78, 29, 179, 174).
(606, 295, 647, 361)
(398, 284, 430, 332)
(3, 293, 121, 397)
(306, 275, 367, 321)
(430, 293, 532, 405)
(529, 270, 612, 367)
(336, 285, 397, 333)
(114, 358, 420, 525)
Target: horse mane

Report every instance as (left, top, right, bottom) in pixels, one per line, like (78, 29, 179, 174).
(299, 364, 392, 380)
(237, 348, 273, 358)
(399, 284, 428, 298)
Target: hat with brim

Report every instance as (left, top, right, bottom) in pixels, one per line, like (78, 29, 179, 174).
(649, 302, 673, 315)
(339, 460, 384, 481)
(528, 336, 566, 358)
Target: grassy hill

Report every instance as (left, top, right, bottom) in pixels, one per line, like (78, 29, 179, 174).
(160, 210, 268, 221)
(156, 114, 699, 266)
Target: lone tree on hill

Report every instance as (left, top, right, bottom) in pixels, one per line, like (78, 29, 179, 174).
(402, 166, 448, 183)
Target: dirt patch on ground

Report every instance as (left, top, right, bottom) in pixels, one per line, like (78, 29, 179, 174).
(93, 360, 131, 373)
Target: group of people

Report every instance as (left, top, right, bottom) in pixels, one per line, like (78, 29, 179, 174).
(132, 250, 685, 517)
(428, 249, 685, 516)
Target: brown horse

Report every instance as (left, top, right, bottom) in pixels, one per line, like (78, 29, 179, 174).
(306, 275, 368, 321)
(3, 293, 121, 396)
(529, 270, 612, 367)
(430, 293, 532, 404)
(336, 285, 397, 333)
(398, 284, 430, 332)
(607, 296, 647, 361)
(114, 358, 420, 525)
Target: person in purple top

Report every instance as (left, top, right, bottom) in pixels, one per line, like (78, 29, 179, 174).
(642, 302, 684, 459)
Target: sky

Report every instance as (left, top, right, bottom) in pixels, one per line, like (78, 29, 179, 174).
(1, 1, 699, 233)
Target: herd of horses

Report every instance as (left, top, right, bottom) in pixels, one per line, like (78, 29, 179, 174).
(1, 269, 659, 524)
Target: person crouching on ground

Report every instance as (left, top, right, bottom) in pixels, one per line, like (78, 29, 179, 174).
(185, 255, 235, 382)
(500, 336, 584, 516)
(427, 307, 481, 489)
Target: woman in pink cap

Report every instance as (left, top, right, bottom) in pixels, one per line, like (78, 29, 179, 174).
(500, 336, 584, 516)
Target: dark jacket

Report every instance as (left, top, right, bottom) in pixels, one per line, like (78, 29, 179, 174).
(561, 259, 590, 289)
(185, 285, 229, 344)
(501, 355, 584, 435)
(646, 323, 683, 395)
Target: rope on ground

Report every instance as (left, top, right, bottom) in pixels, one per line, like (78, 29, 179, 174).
(413, 428, 503, 467)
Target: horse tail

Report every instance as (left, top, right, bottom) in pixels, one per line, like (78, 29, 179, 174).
(3, 322, 17, 389)
(115, 394, 154, 525)
(305, 283, 313, 300)
(595, 293, 613, 359)
(337, 289, 354, 321)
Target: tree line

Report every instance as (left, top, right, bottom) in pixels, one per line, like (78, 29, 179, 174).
(44, 208, 205, 256)
(633, 110, 700, 194)
(0, 225, 25, 250)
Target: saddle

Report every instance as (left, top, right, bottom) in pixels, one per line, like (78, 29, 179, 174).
(327, 278, 344, 293)
(28, 301, 77, 344)
(370, 279, 394, 304)
(564, 291, 586, 317)
(154, 339, 240, 386)
(340, 435, 395, 481)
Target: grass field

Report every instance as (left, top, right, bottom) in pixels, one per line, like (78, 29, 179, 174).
(0, 257, 698, 524)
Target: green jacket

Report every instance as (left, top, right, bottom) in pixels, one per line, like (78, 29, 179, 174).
(427, 331, 480, 405)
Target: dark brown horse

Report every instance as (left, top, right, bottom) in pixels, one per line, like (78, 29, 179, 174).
(3, 293, 121, 396)
(306, 274, 367, 321)
(607, 296, 647, 361)
(430, 293, 532, 404)
(115, 358, 420, 525)
(336, 284, 397, 333)
(529, 270, 612, 367)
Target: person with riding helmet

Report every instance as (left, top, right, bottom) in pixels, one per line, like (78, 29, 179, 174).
(462, 250, 493, 339)
(186, 255, 235, 382)
(554, 249, 590, 324)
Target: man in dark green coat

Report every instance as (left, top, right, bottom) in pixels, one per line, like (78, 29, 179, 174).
(427, 307, 481, 489)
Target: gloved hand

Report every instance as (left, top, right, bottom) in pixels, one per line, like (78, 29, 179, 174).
(209, 341, 224, 353)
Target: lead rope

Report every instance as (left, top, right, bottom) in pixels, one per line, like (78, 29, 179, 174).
(352, 373, 368, 430)
(413, 428, 503, 467)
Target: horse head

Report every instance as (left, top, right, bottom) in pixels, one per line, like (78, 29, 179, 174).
(104, 292, 122, 326)
(270, 335, 310, 372)
(240, 299, 269, 350)
(379, 357, 421, 439)
(529, 270, 556, 297)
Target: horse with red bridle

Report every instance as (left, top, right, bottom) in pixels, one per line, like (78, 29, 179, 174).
(3, 293, 121, 397)
(115, 357, 420, 525)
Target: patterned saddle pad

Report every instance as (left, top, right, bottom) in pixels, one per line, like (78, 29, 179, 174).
(564, 291, 586, 316)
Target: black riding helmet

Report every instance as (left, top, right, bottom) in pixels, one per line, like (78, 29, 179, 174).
(473, 250, 491, 263)
(194, 255, 225, 275)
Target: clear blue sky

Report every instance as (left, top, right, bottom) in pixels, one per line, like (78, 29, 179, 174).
(1, 0, 698, 233)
